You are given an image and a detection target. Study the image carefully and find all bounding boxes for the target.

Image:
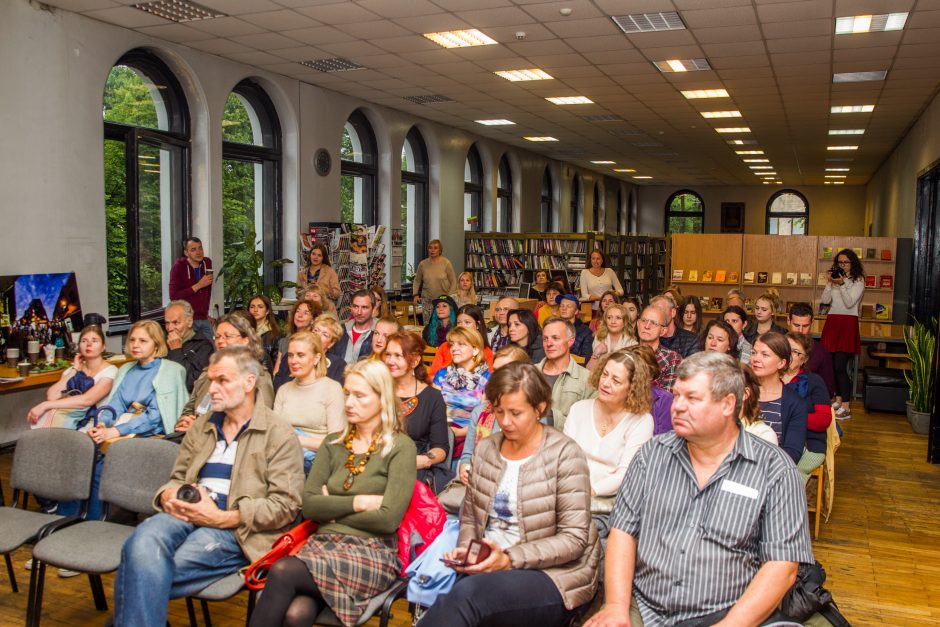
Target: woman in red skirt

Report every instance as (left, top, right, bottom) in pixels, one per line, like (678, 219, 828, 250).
(820, 248, 865, 420)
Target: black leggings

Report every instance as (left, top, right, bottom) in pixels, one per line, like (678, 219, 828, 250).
(831, 351, 854, 400)
(248, 557, 324, 627)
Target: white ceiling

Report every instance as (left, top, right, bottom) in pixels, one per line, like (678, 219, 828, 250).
(44, 0, 940, 187)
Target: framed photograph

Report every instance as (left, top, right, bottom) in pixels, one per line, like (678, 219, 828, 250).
(721, 202, 745, 233)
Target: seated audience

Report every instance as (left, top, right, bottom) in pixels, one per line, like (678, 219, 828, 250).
(429, 304, 494, 377)
(175, 313, 275, 433)
(419, 362, 599, 627)
(636, 306, 681, 392)
(748, 289, 788, 342)
(783, 332, 832, 482)
(508, 308, 545, 362)
(726, 288, 747, 309)
(587, 303, 637, 371)
(750, 332, 809, 464)
(740, 364, 779, 444)
(115, 346, 303, 627)
(535, 317, 596, 431)
(249, 360, 416, 627)
(422, 294, 457, 349)
(536, 282, 564, 326)
(700, 319, 741, 360)
(27, 325, 116, 430)
(453, 271, 477, 307)
(433, 327, 491, 463)
(274, 331, 346, 475)
(588, 291, 621, 333)
(248, 295, 281, 370)
(651, 295, 700, 358)
(368, 316, 401, 363)
(274, 299, 321, 389)
(723, 305, 754, 365)
(787, 302, 835, 397)
(585, 352, 813, 627)
(678, 295, 703, 336)
(529, 270, 551, 302)
(371, 283, 390, 319)
(334, 289, 377, 363)
(625, 345, 673, 436)
(296, 242, 341, 303)
(311, 313, 347, 383)
(384, 331, 451, 489)
(556, 294, 593, 360)
(164, 300, 214, 392)
(488, 297, 518, 351)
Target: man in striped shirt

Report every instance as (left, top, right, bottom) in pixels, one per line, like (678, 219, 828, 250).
(587, 352, 813, 627)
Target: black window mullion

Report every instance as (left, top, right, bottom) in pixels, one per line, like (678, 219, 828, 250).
(126, 129, 142, 321)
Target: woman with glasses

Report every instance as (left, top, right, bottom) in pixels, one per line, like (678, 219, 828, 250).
(821, 248, 865, 420)
(782, 332, 831, 483)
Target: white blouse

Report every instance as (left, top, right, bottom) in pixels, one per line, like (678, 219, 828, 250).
(820, 276, 864, 317)
(580, 268, 624, 302)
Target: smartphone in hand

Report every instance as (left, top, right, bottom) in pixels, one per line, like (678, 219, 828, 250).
(440, 539, 492, 567)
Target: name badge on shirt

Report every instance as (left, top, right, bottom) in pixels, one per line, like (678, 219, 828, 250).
(720, 479, 759, 500)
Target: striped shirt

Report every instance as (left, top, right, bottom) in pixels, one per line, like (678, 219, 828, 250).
(610, 425, 813, 626)
(759, 398, 783, 440)
(197, 412, 251, 510)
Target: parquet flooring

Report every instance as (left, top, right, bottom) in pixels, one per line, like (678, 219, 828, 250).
(1, 402, 937, 626)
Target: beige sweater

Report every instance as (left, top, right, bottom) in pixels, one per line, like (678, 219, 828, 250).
(414, 257, 457, 300)
(273, 376, 345, 437)
(297, 264, 341, 301)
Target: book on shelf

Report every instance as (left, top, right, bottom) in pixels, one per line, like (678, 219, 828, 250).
(728, 271, 739, 282)
(880, 249, 892, 260)
(786, 272, 797, 286)
(711, 297, 723, 311)
(860, 304, 875, 319)
(771, 272, 782, 285)
(672, 269, 684, 281)
(822, 247, 833, 259)
(715, 270, 726, 283)
(817, 273, 828, 286)
(852, 247, 863, 258)
(743, 271, 755, 284)
(874, 303, 891, 320)
(688, 270, 699, 282)
(757, 272, 768, 284)
(799, 273, 812, 286)
(879, 275, 894, 289)
(865, 248, 876, 259)
(864, 275, 876, 288)
(702, 270, 713, 282)
(700, 296, 711, 310)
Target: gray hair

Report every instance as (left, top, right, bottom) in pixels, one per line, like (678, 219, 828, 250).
(209, 345, 262, 385)
(542, 316, 575, 339)
(166, 300, 194, 320)
(675, 352, 745, 418)
(642, 305, 668, 326)
(650, 295, 675, 312)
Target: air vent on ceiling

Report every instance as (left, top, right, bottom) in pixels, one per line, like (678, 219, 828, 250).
(301, 58, 364, 72)
(608, 128, 644, 137)
(654, 58, 711, 72)
(612, 12, 685, 34)
(833, 70, 887, 83)
(403, 94, 455, 104)
(581, 114, 624, 122)
(132, 0, 225, 22)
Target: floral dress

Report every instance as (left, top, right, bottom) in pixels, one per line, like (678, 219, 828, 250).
(432, 363, 490, 463)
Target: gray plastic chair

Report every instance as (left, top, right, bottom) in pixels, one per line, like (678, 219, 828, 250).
(0, 428, 96, 594)
(183, 571, 256, 627)
(313, 578, 409, 626)
(25, 437, 179, 627)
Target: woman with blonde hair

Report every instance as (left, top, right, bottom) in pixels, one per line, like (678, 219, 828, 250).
(748, 289, 787, 341)
(250, 359, 416, 627)
(312, 313, 347, 383)
(274, 299, 322, 389)
(301, 283, 337, 315)
(274, 331, 346, 474)
(454, 271, 478, 308)
(587, 303, 637, 370)
(432, 326, 490, 462)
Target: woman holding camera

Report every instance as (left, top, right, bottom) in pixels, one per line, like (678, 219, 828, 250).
(419, 362, 599, 627)
(821, 248, 865, 419)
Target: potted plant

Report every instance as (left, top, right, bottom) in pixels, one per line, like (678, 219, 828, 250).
(903, 317, 936, 435)
(217, 227, 296, 311)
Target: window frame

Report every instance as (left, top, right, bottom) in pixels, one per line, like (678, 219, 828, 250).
(571, 174, 582, 232)
(401, 127, 429, 280)
(592, 182, 602, 231)
(541, 167, 554, 232)
(464, 144, 483, 232)
(497, 154, 513, 232)
(664, 189, 705, 234)
(765, 189, 810, 235)
(341, 109, 378, 226)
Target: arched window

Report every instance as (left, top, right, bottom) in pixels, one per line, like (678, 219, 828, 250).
(592, 182, 602, 231)
(616, 187, 624, 234)
(103, 49, 189, 323)
(570, 174, 582, 232)
(541, 167, 554, 232)
(766, 189, 809, 235)
(665, 189, 705, 233)
(341, 109, 377, 225)
(222, 79, 281, 306)
(464, 145, 483, 232)
(497, 155, 513, 232)
(401, 127, 429, 283)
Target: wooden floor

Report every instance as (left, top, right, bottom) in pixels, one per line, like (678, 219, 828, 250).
(1, 402, 938, 626)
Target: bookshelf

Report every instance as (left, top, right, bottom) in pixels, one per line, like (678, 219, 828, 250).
(741, 234, 817, 316)
(669, 234, 742, 314)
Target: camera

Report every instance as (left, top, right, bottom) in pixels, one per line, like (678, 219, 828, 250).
(829, 267, 845, 280)
(176, 484, 202, 504)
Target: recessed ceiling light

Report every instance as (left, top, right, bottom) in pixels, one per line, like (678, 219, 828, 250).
(701, 110, 742, 118)
(762, 181, 772, 185)
(495, 69, 553, 81)
(829, 129, 865, 135)
(735, 150, 764, 155)
(828, 145, 858, 150)
(835, 13, 908, 34)
(750, 165, 773, 169)
(681, 89, 729, 99)
(612, 11, 685, 34)
(301, 58, 365, 72)
(743, 159, 769, 163)
(524, 136, 558, 142)
(423, 29, 497, 48)
(755, 171, 776, 175)
(590, 160, 615, 164)
(613, 168, 636, 173)
(825, 175, 847, 178)
(475, 119, 515, 126)
(633, 176, 653, 179)
(132, 0, 225, 22)
(826, 168, 850, 172)
(831, 105, 875, 113)
(654, 58, 711, 73)
(833, 70, 887, 83)
(832, 181, 845, 185)
(546, 96, 594, 105)
(715, 127, 750, 133)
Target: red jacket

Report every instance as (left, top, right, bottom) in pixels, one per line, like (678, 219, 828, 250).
(168, 256, 212, 319)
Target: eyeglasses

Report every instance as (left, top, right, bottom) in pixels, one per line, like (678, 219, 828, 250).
(214, 333, 242, 341)
(638, 317, 664, 327)
(791, 349, 805, 358)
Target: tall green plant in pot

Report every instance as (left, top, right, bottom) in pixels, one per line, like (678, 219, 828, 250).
(217, 227, 296, 311)
(903, 317, 936, 435)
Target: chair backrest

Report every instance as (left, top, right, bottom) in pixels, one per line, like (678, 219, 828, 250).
(444, 426, 455, 469)
(422, 346, 438, 367)
(98, 438, 180, 514)
(572, 353, 586, 365)
(10, 428, 97, 502)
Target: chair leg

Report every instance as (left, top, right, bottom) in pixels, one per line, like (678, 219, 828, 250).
(378, 589, 399, 627)
(185, 597, 198, 627)
(3, 553, 17, 593)
(200, 599, 213, 627)
(26, 559, 47, 627)
(814, 470, 823, 539)
(89, 573, 108, 611)
(245, 589, 256, 626)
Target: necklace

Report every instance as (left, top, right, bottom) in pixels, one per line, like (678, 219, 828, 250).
(342, 427, 379, 490)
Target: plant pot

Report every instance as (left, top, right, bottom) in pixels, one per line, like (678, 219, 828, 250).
(909, 409, 930, 435)
(906, 401, 914, 420)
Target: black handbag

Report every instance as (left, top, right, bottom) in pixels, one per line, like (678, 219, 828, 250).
(781, 561, 852, 626)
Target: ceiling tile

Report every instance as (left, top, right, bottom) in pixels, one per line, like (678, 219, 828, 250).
(282, 25, 357, 45)
(230, 32, 302, 50)
(197, 0, 283, 15)
(681, 6, 758, 28)
(295, 2, 382, 23)
(455, 6, 534, 28)
(81, 6, 168, 28)
(44, 0, 119, 10)
(544, 17, 620, 38)
(238, 9, 320, 30)
(187, 37, 254, 55)
(762, 18, 831, 38)
(184, 17, 264, 37)
(356, 0, 442, 18)
(135, 23, 212, 43)
(694, 25, 764, 44)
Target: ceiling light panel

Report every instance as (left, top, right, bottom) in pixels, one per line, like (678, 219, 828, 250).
(590, 160, 615, 164)
(301, 58, 364, 72)
(750, 165, 773, 169)
(612, 12, 685, 34)
(825, 175, 847, 178)
(681, 89, 729, 99)
(835, 13, 908, 34)
(735, 150, 764, 155)
(828, 145, 859, 150)
(613, 168, 636, 173)
(524, 136, 558, 142)
(701, 110, 742, 118)
(633, 176, 653, 179)
(833, 71, 887, 83)
(132, 0, 224, 22)
(423, 29, 496, 48)
(546, 96, 594, 105)
(829, 129, 865, 135)
(743, 159, 769, 163)
(495, 69, 553, 82)
(715, 127, 750, 133)
(826, 168, 850, 171)
(831, 105, 875, 113)
(655, 58, 711, 73)
(476, 119, 515, 126)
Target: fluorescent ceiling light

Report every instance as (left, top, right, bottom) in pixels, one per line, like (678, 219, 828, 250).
(132, 0, 224, 22)
(750, 165, 773, 169)
(755, 171, 776, 175)
(828, 145, 858, 150)
(701, 110, 742, 118)
(612, 12, 685, 34)
(633, 176, 653, 179)
(475, 119, 515, 126)
(654, 58, 711, 73)
(716, 127, 750, 133)
(829, 129, 865, 135)
(423, 29, 496, 48)
(833, 71, 887, 83)
(546, 96, 594, 105)
(825, 175, 847, 178)
(495, 69, 553, 82)
(826, 168, 850, 172)
(743, 159, 769, 163)
(735, 150, 764, 155)
(523, 136, 558, 142)
(831, 105, 875, 113)
(681, 89, 729, 99)
(835, 13, 908, 34)
(832, 181, 845, 185)
(591, 160, 615, 164)
(613, 168, 636, 173)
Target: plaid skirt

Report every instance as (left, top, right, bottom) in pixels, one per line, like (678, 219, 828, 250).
(294, 533, 400, 627)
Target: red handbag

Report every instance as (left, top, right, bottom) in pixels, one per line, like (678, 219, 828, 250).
(244, 519, 318, 590)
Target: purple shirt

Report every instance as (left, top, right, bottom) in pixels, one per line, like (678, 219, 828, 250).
(651, 385, 674, 435)
(806, 338, 836, 397)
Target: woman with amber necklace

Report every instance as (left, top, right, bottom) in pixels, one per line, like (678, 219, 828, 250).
(250, 360, 416, 627)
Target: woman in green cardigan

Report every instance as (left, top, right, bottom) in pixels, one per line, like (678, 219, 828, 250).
(249, 359, 416, 627)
